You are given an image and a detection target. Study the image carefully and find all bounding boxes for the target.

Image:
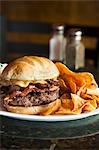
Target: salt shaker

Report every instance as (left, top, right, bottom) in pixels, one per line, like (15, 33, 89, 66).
(49, 25, 66, 63)
(64, 29, 85, 70)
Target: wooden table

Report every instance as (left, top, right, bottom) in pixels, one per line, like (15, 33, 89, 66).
(0, 114, 99, 149)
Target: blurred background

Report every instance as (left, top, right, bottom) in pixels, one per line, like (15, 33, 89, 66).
(0, 1, 99, 72)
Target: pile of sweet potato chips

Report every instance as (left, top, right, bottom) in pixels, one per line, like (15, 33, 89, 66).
(50, 63, 99, 115)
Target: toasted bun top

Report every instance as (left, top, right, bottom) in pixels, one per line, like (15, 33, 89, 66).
(1, 56, 59, 82)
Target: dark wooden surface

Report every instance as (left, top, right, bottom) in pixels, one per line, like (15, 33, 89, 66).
(0, 114, 99, 139)
(0, 114, 99, 149)
(1, 134, 99, 150)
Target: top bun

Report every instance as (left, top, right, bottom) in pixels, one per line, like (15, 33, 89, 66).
(1, 56, 59, 81)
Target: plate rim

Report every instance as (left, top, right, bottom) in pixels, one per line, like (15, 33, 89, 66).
(0, 108, 99, 122)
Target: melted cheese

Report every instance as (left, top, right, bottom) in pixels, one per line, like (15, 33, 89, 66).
(0, 79, 48, 87)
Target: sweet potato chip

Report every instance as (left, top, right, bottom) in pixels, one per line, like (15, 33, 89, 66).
(55, 106, 82, 115)
(67, 79, 77, 94)
(77, 84, 86, 96)
(55, 62, 75, 76)
(71, 94, 86, 111)
(80, 93, 93, 100)
(54, 93, 82, 115)
(58, 78, 70, 95)
(56, 63, 85, 86)
(61, 93, 71, 99)
(77, 72, 98, 89)
(83, 102, 96, 112)
(91, 95, 99, 108)
(54, 62, 98, 115)
(86, 88, 99, 96)
(55, 102, 91, 115)
(55, 63, 85, 93)
(89, 99, 97, 108)
(60, 94, 73, 110)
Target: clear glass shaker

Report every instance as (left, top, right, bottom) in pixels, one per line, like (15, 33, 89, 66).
(49, 25, 66, 63)
(64, 29, 85, 70)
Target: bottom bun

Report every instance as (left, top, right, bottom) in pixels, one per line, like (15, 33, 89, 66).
(5, 99, 61, 115)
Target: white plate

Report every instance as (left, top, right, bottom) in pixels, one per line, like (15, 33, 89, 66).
(0, 108, 99, 122)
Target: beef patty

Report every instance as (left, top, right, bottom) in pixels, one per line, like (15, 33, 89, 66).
(1, 79, 59, 107)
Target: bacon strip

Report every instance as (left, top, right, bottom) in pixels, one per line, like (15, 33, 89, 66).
(10, 85, 36, 97)
(10, 84, 59, 98)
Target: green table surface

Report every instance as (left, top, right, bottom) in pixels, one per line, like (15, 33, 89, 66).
(0, 114, 99, 139)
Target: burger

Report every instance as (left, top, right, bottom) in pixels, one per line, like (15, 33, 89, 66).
(0, 56, 61, 115)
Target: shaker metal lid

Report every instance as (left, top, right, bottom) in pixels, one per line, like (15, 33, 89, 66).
(67, 28, 82, 36)
(52, 24, 64, 31)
